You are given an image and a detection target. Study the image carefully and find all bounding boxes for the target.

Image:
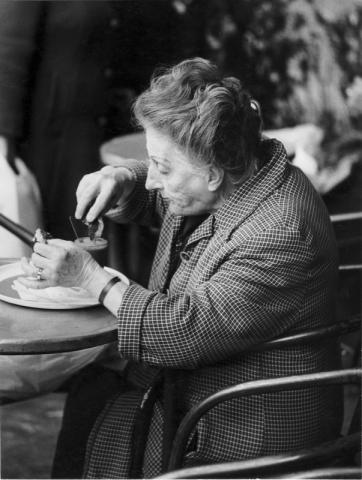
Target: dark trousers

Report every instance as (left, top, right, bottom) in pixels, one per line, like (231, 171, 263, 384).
(51, 364, 125, 479)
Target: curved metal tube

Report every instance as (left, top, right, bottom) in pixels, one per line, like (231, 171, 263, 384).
(168, 369, 362, 470)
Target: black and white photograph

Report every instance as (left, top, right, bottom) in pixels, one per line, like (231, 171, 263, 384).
(0, 1, 361, 479)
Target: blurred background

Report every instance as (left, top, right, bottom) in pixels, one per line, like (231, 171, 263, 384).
(1, 0, 361, 478)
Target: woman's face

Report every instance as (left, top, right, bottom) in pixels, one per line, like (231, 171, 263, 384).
(145, 127, 222, 216)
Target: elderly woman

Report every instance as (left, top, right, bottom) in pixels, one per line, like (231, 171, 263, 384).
(20, 58, 341, 478)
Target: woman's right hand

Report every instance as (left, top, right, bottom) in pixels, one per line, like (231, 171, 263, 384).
(75, 165, 135, 222)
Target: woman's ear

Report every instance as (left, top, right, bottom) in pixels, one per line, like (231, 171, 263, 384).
(207, 166, 224, 191)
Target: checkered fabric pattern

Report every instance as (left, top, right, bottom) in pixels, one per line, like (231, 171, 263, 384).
(83, 139, 342, 479)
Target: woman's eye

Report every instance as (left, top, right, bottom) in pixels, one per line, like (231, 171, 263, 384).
(149, 157, 169, 175)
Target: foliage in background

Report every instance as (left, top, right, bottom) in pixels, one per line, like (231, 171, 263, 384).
(188, 0, 362, 142)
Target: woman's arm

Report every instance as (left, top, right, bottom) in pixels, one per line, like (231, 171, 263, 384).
(116, 226, 324, 369)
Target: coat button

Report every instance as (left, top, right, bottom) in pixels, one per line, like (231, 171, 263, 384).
(180, 251, 191, 261)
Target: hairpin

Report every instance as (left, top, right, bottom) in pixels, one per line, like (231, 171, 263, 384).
(250, 100, 259, 112)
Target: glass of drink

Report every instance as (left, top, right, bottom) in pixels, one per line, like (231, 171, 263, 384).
(74, 237, 108, 267)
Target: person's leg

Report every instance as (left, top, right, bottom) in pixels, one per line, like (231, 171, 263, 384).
(51, 364, 126, 479)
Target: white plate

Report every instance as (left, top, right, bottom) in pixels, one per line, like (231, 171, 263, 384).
(0, 262, 129, 310)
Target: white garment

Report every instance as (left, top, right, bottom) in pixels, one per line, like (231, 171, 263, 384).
(0, 154, 43, 257)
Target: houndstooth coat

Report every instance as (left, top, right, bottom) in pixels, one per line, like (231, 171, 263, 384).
(83, 139, 341, 478)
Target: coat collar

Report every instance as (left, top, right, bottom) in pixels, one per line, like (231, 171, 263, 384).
(185, 214, 215, 248)
(213, 139, 288, 237)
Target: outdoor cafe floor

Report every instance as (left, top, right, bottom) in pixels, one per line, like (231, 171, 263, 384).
(1, 393, 66, 479)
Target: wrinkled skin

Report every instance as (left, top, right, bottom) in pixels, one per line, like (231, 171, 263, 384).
(18, 239, 100, 290)
(75, 165, 134, 223)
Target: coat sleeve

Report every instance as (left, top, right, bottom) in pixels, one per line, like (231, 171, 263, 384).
(117, 225, 318, 369)
(106, 158, 168, 227)
(0, 1, 44, 137)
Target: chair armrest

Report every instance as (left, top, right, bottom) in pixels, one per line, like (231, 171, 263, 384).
(247, 316, 360, 352)
(168, 369, 362, 471)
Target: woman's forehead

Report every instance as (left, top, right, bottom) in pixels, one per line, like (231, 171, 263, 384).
(145, 127, 173, 156)
(145, 127, 192, 167)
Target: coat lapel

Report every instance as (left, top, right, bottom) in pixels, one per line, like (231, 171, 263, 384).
(148, 214, 183, 292)
(184, 214, 215, 249)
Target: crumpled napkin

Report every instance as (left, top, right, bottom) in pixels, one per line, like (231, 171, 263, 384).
(12, 278, 97, 305)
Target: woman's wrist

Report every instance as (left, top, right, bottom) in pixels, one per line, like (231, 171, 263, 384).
(84, 265, 128, 313)
(114, 166, 136, 203)
(101, 277, 128, 314)
(84, 265, 114, 300)
(98, 276, 121, 304)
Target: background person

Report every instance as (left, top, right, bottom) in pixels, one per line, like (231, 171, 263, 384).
(19, 58, 342, 478)
(0, 0, 191, 240)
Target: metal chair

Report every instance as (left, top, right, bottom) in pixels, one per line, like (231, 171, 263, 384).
(334, 213, 362, 370)
(154, 315, 361, 473)
(156, 369, 361, 479)
(331, 211, 362, 269)
(280, 466, 362, 479)
(243, 315, 360, 353)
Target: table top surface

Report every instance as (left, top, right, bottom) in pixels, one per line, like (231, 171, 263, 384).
(0, 259, 117, 354)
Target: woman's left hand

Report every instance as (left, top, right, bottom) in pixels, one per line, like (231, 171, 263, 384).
(17, 239, 100, 290)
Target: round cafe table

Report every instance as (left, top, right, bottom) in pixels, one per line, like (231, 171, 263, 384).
(0, 259, 118, 355)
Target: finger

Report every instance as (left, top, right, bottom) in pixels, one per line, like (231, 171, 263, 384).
(33, 241, 65, 259)
(75, 193, 96, 221)
(47, 239, 75, 249)
(85, 187, 114, 222)
(16, 275, 53, 289)
(75, 174, 93, 201)
(75, 182, 100, 220)
(20, 256, 35, 276)
(21, 261, 52, 283)
(31, 252, 52, 270)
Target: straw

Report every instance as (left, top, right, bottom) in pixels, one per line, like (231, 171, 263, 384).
(68, 216, 80, 240)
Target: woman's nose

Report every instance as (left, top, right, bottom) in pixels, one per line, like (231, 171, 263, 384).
(145, 164, 162, 191)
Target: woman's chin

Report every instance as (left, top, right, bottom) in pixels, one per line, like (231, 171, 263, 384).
(168, 204, 183, 215)
(168, 201, 189, 216)
(169, 204, 202, 216)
